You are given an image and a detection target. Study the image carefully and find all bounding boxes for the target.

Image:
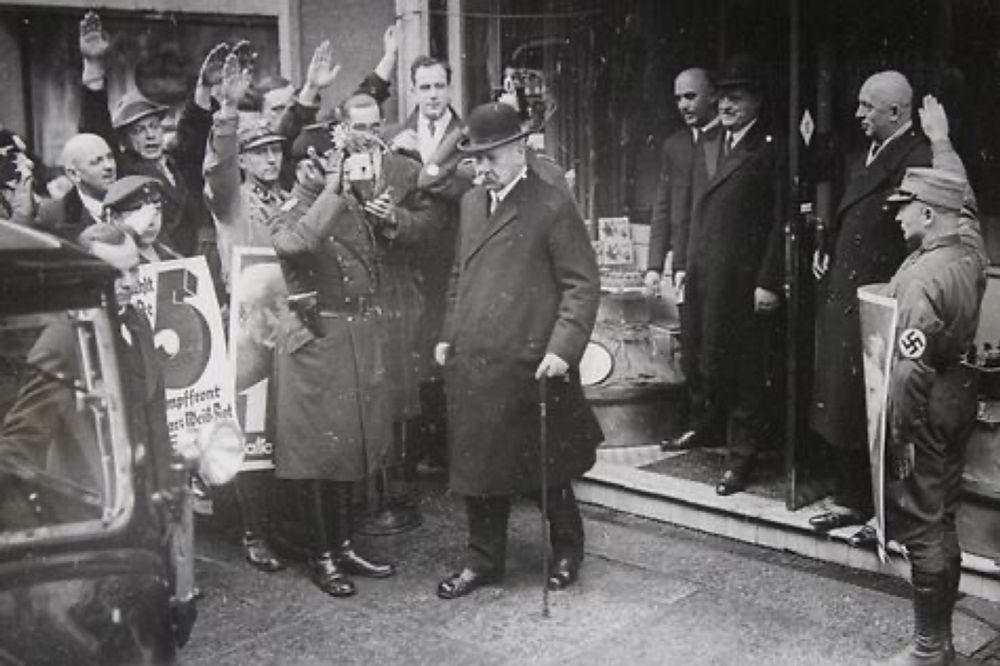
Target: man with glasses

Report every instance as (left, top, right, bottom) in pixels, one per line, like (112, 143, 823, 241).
(809, 71, 931, 546)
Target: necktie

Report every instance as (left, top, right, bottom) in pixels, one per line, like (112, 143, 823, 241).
(428, 120, 437, 137)
(725, 132, 734, 156)
(488, 192, 498, 216)
(866, 141, 882, 166)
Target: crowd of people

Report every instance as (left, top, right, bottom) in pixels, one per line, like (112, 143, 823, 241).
(0, 10, 991, 665)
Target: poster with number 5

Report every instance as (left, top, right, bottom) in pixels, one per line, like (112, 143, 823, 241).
(130, 256, 239, 459)
(228, 247, 289, 471)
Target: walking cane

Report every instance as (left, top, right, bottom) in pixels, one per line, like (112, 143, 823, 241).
(539, 375, 551, 619)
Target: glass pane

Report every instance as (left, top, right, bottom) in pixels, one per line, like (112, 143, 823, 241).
(0, 308, 127, 539)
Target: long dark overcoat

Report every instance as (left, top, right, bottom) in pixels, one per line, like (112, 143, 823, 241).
(684, 123, 785, 389)
(442, 169, 602, 496)
(268, 183, 392, 482)
(810, 128, 930, 451)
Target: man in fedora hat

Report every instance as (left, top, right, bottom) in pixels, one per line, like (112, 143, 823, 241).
(875, 164, 986, 665)
(77, 11, 226, 258)
(679, 53, 786, 496)
(433, 102, 601, 599)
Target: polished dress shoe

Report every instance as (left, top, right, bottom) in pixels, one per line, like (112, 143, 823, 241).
(242, 532, 285, 573)
(335, 542, 396, 578)
(310, 552, 356, 597)
(661, 429, 714, 452)
(808, 510, 866, 533)
(547, 557, 580, 591)
(715, 468, 748, 496)
(847, 525, 878, 549)
(437, 568, 499, 600)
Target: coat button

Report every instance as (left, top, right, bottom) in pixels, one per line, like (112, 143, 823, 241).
(848, 270, 857, 281)
(852, 235, 862, 247)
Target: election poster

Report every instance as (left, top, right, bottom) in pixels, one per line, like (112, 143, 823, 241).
(228, 247, 289, 472)
(857, 284, 898, 563)
(130, 256, 242, 481)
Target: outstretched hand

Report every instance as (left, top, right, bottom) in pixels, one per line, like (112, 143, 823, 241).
(918, 94, 950, 144)
(218, 53, 253, 109)
(383, 25, 398, 56)
(199, 42, 231, 88)
(306, 40, 341, 90)
(79, 11, 110, 60)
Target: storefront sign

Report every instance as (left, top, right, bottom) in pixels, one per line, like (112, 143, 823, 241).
(228, 248, 290, 472)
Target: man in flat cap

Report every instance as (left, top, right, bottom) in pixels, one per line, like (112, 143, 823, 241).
(874, 165, 986, 665)
(677, 53, 785, 496)
(76, 11, 225, 258)
(433, 102, 601, 599)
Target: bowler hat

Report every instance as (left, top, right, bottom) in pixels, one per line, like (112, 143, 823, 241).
(111, 91, 169, 130)
(238, 120, 284, 154)
(716, 53, 764, 92)
(887, 167, 966, 213)
(457, 102, 531, 153)
(291, 122, 335, 161)
(103, 175, 163, 211)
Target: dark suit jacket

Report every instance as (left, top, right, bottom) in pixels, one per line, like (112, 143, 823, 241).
(35, 188, 100, 242)
(811, 127, 931, 450)
(647, 123, 722, 274)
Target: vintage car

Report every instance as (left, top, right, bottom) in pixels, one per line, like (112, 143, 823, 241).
(0, 221, 196, 665)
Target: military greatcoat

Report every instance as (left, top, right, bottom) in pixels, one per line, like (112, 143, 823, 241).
(267, 181, 392, 482)
(442, 169, 602, 497)
(811, 129, 930, 451)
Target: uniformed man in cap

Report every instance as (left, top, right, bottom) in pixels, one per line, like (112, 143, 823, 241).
(433, 102, 601, 599)
(77, 11, 225, 257)
(265, 121, 396, 598)
(103, 175, 179, 263)
(875, 167, 986, 665)
(201, 53, 291, 573)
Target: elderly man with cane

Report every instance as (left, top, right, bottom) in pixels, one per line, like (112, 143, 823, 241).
(433, 102, 601, 600)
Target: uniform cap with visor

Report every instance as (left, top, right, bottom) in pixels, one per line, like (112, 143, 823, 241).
(887, 167, 967, 214)
(103, 175, 164, 213)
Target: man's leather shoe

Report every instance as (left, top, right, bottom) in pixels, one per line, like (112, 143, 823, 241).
(847, 525, 878, 549)
(808, 510, 866, 533)
(243, 533, 285, 573)
(547, 557, 580, 591)
(437, 568, 498, 600)
(335, 543, 396, 578)
(661, 429, 714, 452)
(715, 468, 748, 496)
(310, 553, 356, 597)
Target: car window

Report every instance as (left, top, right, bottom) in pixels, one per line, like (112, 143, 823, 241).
(0, 307, 133, 544)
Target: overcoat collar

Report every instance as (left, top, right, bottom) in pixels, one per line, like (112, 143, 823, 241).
(462, 173, 530, 266)
(837, 127, 924, 216)
(701, 121, 767, 197)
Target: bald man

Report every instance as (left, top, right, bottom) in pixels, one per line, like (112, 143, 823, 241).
(808, 70, 931, 542)
(645, 67, 721, 299)
(36, 133, 116, 240)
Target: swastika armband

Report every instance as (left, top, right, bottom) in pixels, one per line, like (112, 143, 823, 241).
(898, 328, 928, 360)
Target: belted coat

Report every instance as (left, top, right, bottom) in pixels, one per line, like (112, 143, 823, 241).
(442, 169, 602, 496)
(811, 128, 930, 450)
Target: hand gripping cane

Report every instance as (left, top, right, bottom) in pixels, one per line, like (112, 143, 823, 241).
(539, 375, 551, 619)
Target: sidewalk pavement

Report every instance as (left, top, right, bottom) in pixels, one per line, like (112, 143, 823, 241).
(182, 477, 998, 665)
